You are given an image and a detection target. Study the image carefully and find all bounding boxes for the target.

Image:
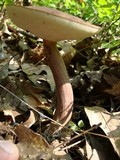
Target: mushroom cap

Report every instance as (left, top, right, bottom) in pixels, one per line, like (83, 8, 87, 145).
(7, 5, 101, 42)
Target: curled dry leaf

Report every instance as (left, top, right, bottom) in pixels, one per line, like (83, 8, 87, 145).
(23, 110, 36, 128)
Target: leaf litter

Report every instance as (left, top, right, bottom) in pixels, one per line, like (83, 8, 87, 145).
(0, 5, 120, 160)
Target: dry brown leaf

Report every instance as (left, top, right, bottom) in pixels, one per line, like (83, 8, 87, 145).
(52, 140, 73, 160)
(14, 124, 52, 160)
(3, 110, 15, 123)
(0, 122, 11, 135)
(0, 122, 17, 142)
(15, 125, 73, 160)
(85, 106, 120, 156)
(104, 74, 120, 98)
(0, 62, 9, 79)
(59, 41, 76, 67)
(104, 74, 119, 86)
(23, 94, 52, 113)
(21, 63, 55, 90)
(83, 141, 99, 160)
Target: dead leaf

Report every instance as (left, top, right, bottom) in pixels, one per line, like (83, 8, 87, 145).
(3, 20, 12, 35)
(52, 140, 73, 160)
(104, 74, 120, 98)
(0, 51, 7, 61)
(21, 63, 55, 90)
(9, 58, 20, 70)
(4, 110, 16, 123)
(23, 94, 52, 113)
(85, 106, 120, 156)
(0, 62, 9, 79)
(85, 70, 103, 83)
(83, 140, 99, 160)
(18, 41, 28, 51)
(23, 110, 36, 127)
(59, 41, 76, 67)
(15, 125, 73, 160)
(0, 122, 11, 135)
(15, 124, 52, 160)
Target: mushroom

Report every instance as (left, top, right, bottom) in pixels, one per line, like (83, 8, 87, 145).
(6, 5, 101, 133)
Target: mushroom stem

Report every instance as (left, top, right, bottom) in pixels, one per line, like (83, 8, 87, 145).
(43, 40, 73, 132)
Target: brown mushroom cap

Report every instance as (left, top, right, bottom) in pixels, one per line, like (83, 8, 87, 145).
(7, 5, 101, 42)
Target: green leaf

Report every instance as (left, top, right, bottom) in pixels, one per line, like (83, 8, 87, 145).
(4, 0, 13, 5)
(69, 121, 79, 132)
(78, 120, 84, 128)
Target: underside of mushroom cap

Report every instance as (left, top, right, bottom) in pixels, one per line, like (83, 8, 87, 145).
(7, 5, 101, 42)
